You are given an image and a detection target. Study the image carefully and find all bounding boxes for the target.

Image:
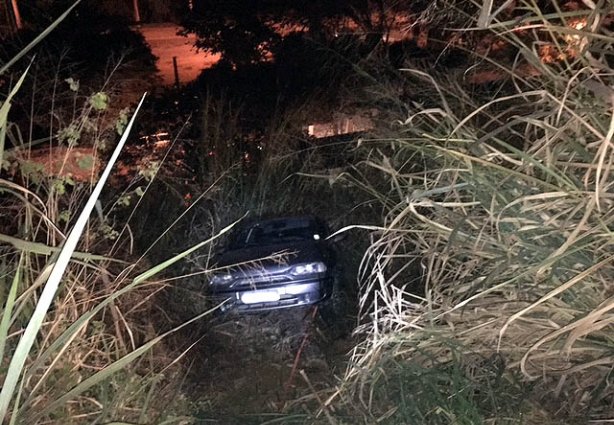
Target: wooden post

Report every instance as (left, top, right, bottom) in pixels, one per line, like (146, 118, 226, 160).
(173, 56, 180, 87)
(10, 0, 22, 30)
(132, 0, 141, 23)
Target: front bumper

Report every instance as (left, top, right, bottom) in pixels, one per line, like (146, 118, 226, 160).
(212, 277, 332, 312)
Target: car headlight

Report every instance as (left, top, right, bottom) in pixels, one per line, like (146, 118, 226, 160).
(291, 262, 327, 276)
(210, 273, 234, 285)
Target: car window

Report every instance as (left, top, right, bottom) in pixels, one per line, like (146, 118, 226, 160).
(229, 218, 321, 249)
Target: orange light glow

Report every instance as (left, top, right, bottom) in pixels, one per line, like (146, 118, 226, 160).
(569, 18, 587, 31)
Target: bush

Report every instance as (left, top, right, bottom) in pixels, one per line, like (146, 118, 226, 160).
(320, 2, 614, 423)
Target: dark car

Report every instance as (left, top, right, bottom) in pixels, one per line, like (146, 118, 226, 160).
(208, 216, 337, 312)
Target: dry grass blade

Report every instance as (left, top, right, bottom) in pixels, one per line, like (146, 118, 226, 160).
(0, 254, 23, 363)
(595, 107, 614, 209)
(0, 63, 31, 165)
(0, 233, 124, 263)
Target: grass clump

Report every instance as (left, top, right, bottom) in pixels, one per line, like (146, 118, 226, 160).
(362, 345, 528, 424)
(0, 5, 229, 423)
(317, 2, 614, 424)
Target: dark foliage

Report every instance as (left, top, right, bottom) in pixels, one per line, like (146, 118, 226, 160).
(2, 2, 155, 77)
(0, 1, 156, 148)
(180, 0, 401, 67)
(184, 32, 375, 135)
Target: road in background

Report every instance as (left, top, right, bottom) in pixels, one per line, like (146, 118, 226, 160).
(138, 23, 220, 86)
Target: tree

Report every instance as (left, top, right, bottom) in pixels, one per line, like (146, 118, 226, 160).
(180, 0, 399, 67)
(180, 0, 280, 67)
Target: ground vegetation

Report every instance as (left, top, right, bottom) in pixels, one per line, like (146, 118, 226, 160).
(1, 0, 614, 424)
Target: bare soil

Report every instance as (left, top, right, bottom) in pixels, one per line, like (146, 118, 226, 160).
(184, 306, 354, 424)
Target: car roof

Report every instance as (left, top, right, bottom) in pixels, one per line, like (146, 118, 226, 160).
(241, 215, 321, 228)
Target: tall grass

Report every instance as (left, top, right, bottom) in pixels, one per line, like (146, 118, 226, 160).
(6, 1, 614, 423)
(0, 6, 241, 423)
(316, 2, 614, 423)
(0, 99, 232, 422)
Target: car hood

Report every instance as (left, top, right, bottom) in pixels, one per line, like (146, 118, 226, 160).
(214, 240, 324, 269)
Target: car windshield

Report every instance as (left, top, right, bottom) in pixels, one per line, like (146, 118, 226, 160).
(229, 218, 322, 249)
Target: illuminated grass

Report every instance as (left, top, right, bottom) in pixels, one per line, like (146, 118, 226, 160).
(319, 3, 614, 423)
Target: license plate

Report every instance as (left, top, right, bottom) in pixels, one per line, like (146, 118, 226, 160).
(241, 290, 281, 304)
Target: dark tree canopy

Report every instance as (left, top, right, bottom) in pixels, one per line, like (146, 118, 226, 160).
(181, 0, 401, 67)
(182, 0, 282, 66)
(1, 1, 157, 148)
